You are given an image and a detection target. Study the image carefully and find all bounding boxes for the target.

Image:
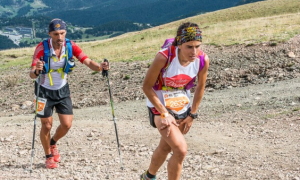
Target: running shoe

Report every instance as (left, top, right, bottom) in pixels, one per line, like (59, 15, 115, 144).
(140, 171, 156, 180)
(45, 157, 58, 169)
(50, 144, 61, 162)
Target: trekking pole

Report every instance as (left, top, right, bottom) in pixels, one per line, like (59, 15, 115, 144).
(102, 59, 124, 170)
(30, 57, 43, 173)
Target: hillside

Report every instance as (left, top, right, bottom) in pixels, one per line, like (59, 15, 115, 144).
(0, 0, 252, 50)
(1, 0, 247, 26)
(46, 0, 242, 26)
(0, 1, 299, 178)
(236, 0, 265, 5)
(1, 0, 299, 68)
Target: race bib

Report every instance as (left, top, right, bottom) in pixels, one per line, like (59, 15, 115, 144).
(163, 90, 190, 115)
(34, 96, 47, 115)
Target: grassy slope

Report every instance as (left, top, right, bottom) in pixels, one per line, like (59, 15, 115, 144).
(0, 0, 299, 70)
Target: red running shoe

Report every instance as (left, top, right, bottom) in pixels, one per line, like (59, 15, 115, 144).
(45, 157, 58, 169)
(50, 145, 61, 162)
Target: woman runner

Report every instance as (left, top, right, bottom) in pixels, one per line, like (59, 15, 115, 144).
(141, 22, 209, 180)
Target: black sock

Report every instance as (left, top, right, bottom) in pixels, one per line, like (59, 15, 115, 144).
(50, 138, 56, 146)
(46, 154, 53, 159)
(146, 170, 156, 178)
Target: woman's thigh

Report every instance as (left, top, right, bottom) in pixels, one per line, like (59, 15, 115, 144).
(154, 116, 187, 151)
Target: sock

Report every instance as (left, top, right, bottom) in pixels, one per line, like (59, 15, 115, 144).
(50, 138, 56, 146)
(46, 154, 53, 159)
(146, 170, 156, 178)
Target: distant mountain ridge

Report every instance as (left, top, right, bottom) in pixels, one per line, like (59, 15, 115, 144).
(0, 0, 264, 26)
(52, 0, 240, 26)
(236, 0, 265, 6)
(0, 0, 267, 50)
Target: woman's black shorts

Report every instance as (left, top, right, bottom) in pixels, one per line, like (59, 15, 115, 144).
(147, 107, 191, 128)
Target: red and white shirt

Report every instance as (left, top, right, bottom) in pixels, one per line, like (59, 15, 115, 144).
(32, 38, 88, 90)
(147, 46, 202, 108)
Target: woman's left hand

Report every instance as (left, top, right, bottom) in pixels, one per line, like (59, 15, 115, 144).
(179, 116, 194, 134)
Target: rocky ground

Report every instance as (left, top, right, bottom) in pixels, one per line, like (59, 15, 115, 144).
(0, 35, 300, 179)
(1, 35, 300, 116)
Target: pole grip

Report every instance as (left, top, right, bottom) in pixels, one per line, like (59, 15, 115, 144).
(102, 58, 109, 77)
(39, 56, 43, 74)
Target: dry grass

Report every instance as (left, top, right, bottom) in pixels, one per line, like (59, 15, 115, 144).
(0, 47, 34, 69)
(4, 75, 19, 88)
(205, 13, 300, 45)
(0, 0, 299, 70)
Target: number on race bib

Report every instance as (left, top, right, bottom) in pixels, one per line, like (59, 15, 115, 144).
(163, 90, 190, 114)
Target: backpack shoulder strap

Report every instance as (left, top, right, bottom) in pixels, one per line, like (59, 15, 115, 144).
(65, 38, 72, 60)
(162, 45, 175, 72)
(198, 51, 205, 72)
(42, 39, 50, 73)
(42, 39, 50, 61)
(153, 46, 176, 90)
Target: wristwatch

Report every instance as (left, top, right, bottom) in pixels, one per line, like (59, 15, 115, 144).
(34, 69, 39, 76)
(188, 112, 198, 119)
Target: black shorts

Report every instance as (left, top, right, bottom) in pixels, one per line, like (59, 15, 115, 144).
(147, 107, 191, 128)
(35, 82, 73, 118)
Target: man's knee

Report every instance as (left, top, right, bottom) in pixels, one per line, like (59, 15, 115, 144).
(41, 119, 52, 131)
(59, 115, 73, 130)
(61, 122, 72, 130)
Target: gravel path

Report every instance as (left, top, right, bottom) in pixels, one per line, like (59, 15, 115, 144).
(0, 77, 299, 180)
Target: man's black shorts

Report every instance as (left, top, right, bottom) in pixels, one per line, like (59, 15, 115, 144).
(35, 82, 73, 118)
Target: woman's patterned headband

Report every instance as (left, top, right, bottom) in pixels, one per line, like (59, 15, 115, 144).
(176, 26, 202, 45)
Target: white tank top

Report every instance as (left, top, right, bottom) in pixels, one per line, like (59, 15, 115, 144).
(147, 47, 201, 108)
(38, 38, 68, 90)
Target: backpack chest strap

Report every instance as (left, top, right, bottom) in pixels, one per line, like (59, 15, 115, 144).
(48, 68, 65, 86)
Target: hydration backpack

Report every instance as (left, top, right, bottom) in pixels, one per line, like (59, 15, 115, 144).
(161, 38, 175, 49)
(42, 38, 75, 75)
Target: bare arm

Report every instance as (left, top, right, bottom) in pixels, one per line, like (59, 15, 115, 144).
(29, 66, 37, 79)
(82, 58, 109, 71)
(142, 53, 168, 114)
(29, 43, 44, 79)
(29, 61, 44, 79)
(143, 53, 179, 136)
(190, 55, 210, 114)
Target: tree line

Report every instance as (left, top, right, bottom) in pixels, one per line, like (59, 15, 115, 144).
(85, 21, 150, 36)
(0, 35, 17, 50)
(0, 16, 151, 50)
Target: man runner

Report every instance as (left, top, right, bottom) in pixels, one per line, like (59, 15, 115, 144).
(29, 18, 109, 169)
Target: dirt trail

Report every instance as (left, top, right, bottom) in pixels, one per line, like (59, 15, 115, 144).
(0, 77, 300, 180)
